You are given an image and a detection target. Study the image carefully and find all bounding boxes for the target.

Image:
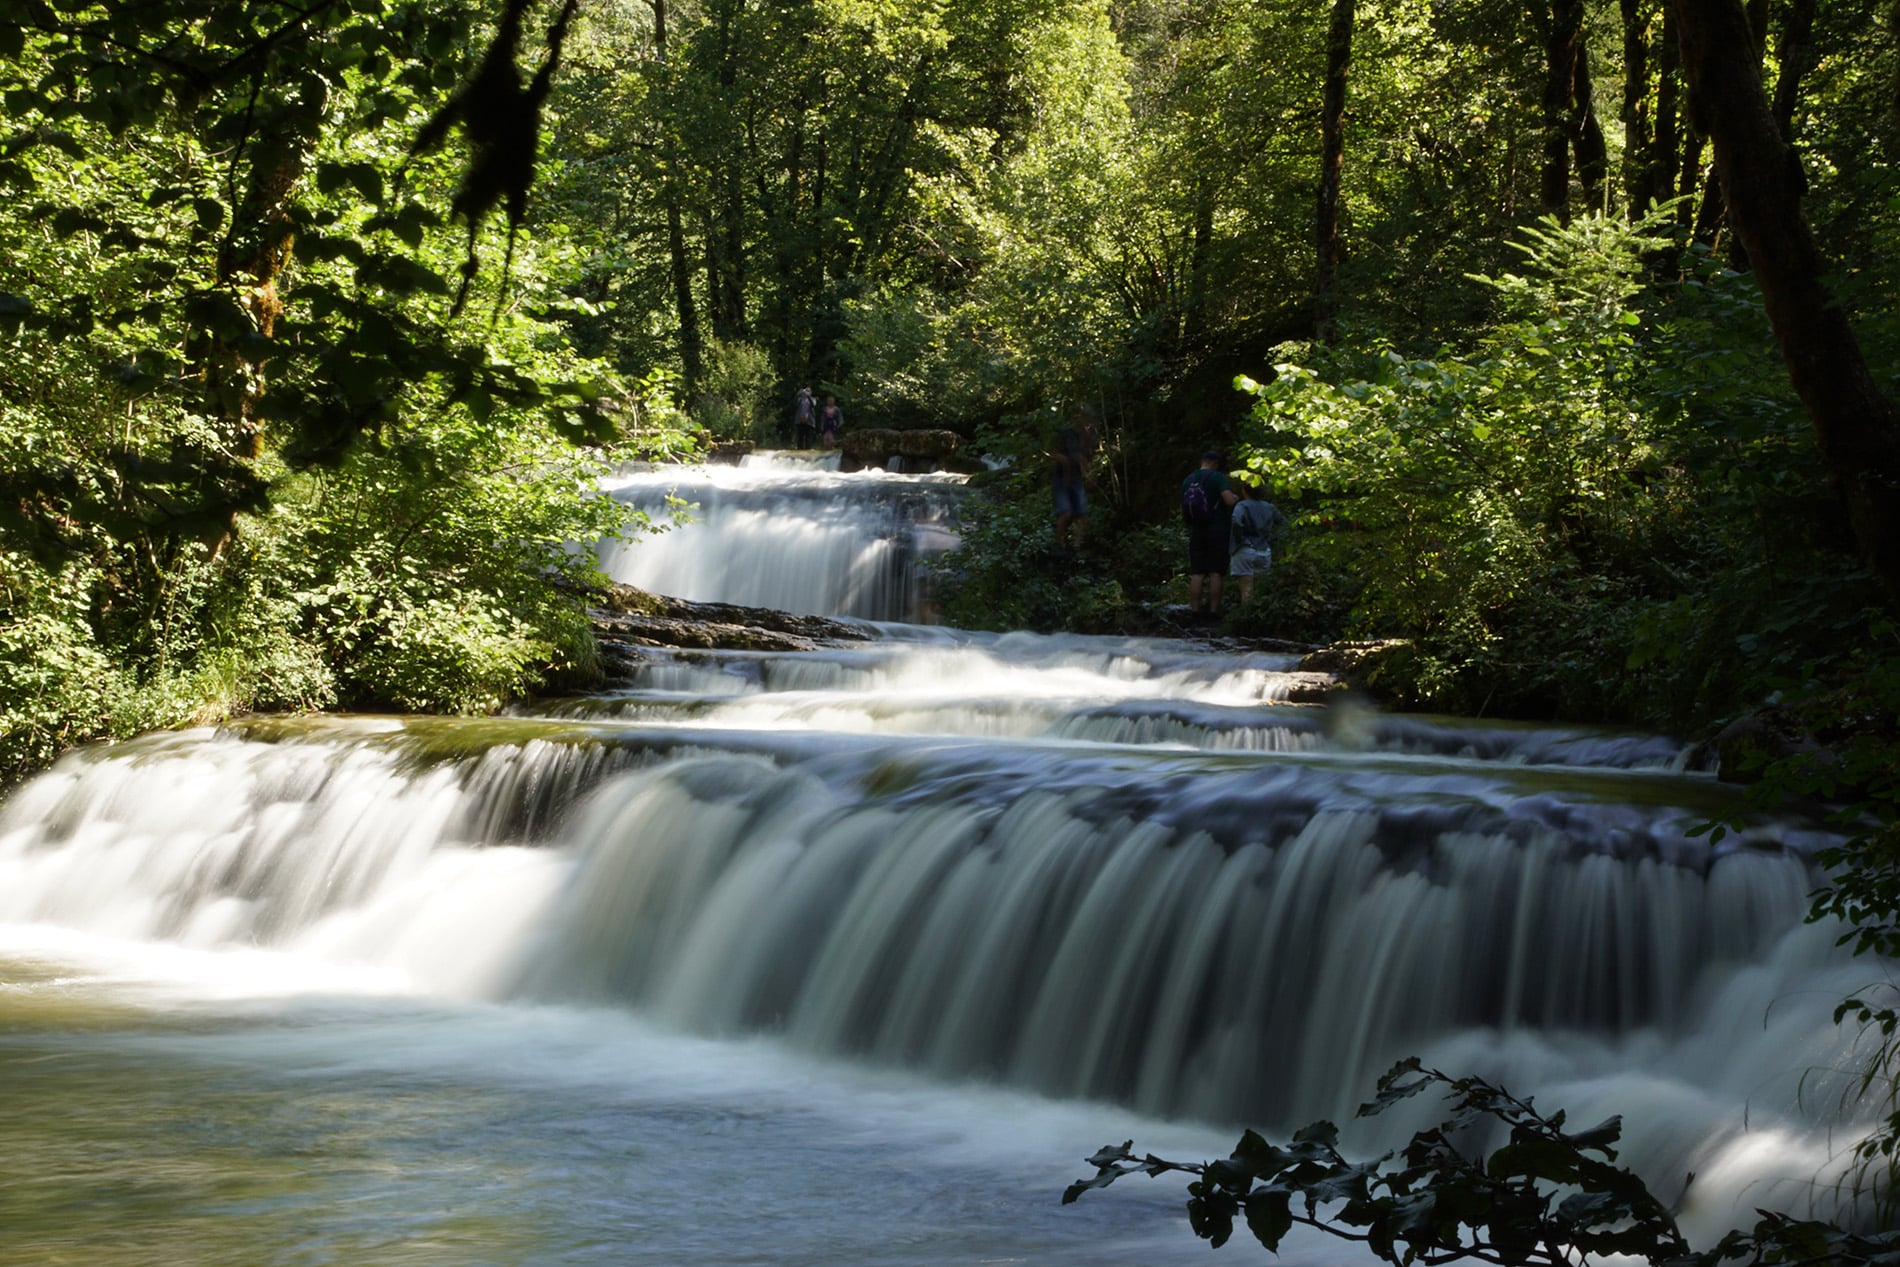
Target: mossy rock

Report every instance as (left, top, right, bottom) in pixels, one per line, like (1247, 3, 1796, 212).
(1300, 639, 1418, 703)
(839, 428, 963, 469)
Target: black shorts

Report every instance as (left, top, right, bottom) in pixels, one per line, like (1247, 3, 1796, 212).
(1187, 524, 1227, 576)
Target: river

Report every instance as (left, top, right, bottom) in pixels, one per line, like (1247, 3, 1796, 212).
(0, 457, 1881, 1264)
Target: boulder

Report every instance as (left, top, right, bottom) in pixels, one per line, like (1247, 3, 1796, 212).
(587, 583, 872, 674)
(838, 428, 963, 471)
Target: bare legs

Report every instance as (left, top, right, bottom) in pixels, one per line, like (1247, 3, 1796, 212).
(1188, 573, 1223, 617)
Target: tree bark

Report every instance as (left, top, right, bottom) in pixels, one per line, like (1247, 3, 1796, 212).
(1315, 0, 1352, 343)
(1653, 3, 1687, 216)
(1620, 0, 1653, 213)
(650, 0, 703, 390)
(1671, 0, 1900, 607)
(1768, 0, 1817, 141)
(1184, 181, 1214, 348)
(705, 0, 749, 341)
(1570, 39, 1609, 212)
(1539, 0, 1584, 215)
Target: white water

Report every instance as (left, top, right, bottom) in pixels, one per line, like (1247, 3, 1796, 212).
(0, 465, 1887, 1263)
(595, 459, 965, 621)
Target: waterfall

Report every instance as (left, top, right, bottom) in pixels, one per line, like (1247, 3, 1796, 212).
(1, 680, 1876, 1244)
(1, 464, 1886, 1261)
(595, 459, 966, 621)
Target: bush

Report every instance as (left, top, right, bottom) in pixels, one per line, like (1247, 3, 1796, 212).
(1234, 211, 1878, 727)
(691, 337, 775, 442)
(935, 470, 1180, 633)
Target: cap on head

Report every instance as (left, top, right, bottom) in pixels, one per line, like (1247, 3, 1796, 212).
(1201, 449, 1223, 463)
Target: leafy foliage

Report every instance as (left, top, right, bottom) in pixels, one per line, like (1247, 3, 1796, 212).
(1234, 211, 1884, 722)
(0, 0, 688, 782)
(1067, 1059, 1900, 1266)
(933, 469, 1170, 635)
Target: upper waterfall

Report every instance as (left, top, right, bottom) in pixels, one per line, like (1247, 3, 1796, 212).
(595, 457, 966, 621)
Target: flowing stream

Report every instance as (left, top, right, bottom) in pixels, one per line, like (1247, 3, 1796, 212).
(0, 461, 1885, 1264)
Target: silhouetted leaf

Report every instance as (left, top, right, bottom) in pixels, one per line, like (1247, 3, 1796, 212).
(1243, 1188, 1293, 1250)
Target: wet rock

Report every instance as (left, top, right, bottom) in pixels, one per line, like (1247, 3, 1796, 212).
(1298, 638, 1412, 678)
(705, 439, 756, 464)
(1270, 671, 1346, 705)
(588, 582, 871, 668)
(839, 428, 963, 471)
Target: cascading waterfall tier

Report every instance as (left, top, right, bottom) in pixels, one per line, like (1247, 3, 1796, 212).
(1, 697, 1860, 1163)
(0, 617, 1882, 1251)
(595, 459, 966, 621)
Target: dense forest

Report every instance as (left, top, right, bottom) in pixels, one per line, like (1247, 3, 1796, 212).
(2, 0, 1897, 762)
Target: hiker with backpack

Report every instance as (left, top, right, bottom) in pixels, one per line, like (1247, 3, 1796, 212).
(1181, 450, 1239, 621)
(791, 386, 817, 448)
(1228, 479, 1288, 607)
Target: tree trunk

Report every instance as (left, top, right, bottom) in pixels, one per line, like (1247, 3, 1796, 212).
(1570, 39, 1609, 212)
(1620, 0, 1653, 213)
(1184, 182, 1215, 348)
(1890, 0, 1900, 133)
(1769, 0, 1817, 140)
(1315, 0, 1353, 343)
(1539, 0, 1585, 215)
(705, 0, 749, 341)
(1652, 3, 1686, 215)
(1670, 0, 1900, 607)
(650, 0, 703, 390)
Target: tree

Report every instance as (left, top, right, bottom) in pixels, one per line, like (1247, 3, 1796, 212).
(1314, 0, 1353, 342)
(1536, 0, 1607, 217)
(1669, 0, 1900, 608)
(0, 0, 672, 779)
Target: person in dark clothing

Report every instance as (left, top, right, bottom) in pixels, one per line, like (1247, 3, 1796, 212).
(820, 396, 844, 448)
(1181, 450, 1238, 619)
(1052, 426, 1088, 550)
(792, 386, 816, 449)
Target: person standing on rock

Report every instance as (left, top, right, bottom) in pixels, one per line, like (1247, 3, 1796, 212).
(792, 386, 816, 449)
(820, 395, 844, 449)
(1228, 479, 1288, 607)
(1181, 450, 1238, 621)
(1052, 425, 1088, 552)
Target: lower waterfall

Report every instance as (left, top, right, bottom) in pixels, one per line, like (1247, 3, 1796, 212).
(0, 626, 1881, 1263)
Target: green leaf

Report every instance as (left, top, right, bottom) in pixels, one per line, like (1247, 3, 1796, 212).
(1244, 1188, 1294, 1250)
(1230, 1128, 1296, 1181)
(1186, 1189, 1237, 1248)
